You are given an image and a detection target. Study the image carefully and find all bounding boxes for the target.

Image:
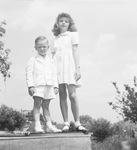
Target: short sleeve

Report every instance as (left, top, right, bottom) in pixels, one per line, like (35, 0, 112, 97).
(71, 32, 79, 45)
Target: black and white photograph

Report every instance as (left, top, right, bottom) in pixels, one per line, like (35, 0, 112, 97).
(0, 0, 137, 149)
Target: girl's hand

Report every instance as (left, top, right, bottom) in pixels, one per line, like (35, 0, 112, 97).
(28, 87, 35, 96)
(75, 67, 81, 81)
(54, 87, 59, 95)
(50, 41, 57, 56)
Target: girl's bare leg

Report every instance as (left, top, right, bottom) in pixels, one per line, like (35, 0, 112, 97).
(67, 84, 87, 133)
(59, 84, 68, 123)
(67, 84, 79, 122)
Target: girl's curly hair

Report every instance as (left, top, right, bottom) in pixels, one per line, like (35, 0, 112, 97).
(52, 12, 77, 36)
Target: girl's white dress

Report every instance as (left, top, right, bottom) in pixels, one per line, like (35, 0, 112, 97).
(51, 31, 81, 87)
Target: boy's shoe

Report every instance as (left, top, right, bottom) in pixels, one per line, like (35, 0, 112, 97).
(34, 124, 44, 133)
(76, 125, 88, 134)
(46, 125, 62, 133)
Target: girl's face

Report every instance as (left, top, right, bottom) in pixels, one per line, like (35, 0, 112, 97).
(58, 17, 69, 33)
(35, 40, 49, 57)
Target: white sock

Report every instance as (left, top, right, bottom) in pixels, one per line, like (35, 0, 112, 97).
(46, 121, 52, 127)
(35, 121, 41, 126)
(75, 121, 81, 128)
(64, 122, 70, 126)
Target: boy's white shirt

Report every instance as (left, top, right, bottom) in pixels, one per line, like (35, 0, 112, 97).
(26, 54, 58, 88)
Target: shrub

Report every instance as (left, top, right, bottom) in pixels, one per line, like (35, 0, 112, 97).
(91, 135, 123, 150)
(0, 104, 26, 131)
(80, 115, 93, 131)
(128, 138, 137, 150)
(69, 121, 76, 132)
(91, 118, 113, 142)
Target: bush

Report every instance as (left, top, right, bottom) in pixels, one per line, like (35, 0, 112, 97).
(91, 118, 113, 142)
(128, 138, 137, 150)
(80, 115, 93, 131)
(91, 135, 123, 150)
(0, 104, 26, 131)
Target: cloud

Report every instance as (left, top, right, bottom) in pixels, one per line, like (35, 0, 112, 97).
(10, 0, 55, 32)
(96, 33, 116, 47)
(65, 0, 128, 1)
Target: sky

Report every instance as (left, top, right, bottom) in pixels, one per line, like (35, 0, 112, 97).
(0, 0, 137, 124)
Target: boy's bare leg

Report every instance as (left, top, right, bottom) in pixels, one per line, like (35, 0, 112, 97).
(33, 96, 44, 133)
(42, 99, 61, 133)
(42, 99, 51, 122)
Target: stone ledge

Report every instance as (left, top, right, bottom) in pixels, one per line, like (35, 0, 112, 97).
(0, 133, 92, 150)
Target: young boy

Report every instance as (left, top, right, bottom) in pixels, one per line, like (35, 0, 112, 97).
(26, 36, 61, 133)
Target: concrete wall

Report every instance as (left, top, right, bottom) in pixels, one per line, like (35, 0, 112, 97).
(0, 133, 92, 150)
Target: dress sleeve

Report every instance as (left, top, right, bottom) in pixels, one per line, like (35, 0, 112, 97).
(71, 32, 79, 45)
(26, 57, 35, 87)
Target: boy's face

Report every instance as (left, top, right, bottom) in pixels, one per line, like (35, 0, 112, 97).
(35, 40, 49, 57)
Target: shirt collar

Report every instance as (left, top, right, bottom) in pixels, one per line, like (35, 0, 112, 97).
(36, 54, 50, 60)
(58, 31, 70, 37)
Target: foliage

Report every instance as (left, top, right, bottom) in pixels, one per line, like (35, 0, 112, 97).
(91, 135, 123, 150)
(69, 121, 76, 132)
(111, 120, 137, 141)
(0, 104, 26, 131)
(80, 115, 93, 131)
(109, 77, 137, 123)
(90, 118, 113, 142)
(0, 21, 11, 81)
(128, 138, 137, 150)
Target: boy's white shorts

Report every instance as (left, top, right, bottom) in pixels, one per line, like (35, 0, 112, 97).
(33, 85, 55, 99)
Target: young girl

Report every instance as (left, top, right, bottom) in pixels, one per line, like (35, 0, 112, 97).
(26, 36, 61, 133)
(51, 13, 87, 133)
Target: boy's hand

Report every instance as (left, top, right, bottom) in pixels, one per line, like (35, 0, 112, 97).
(54, 87, 59, 95)
(28, 87, 35, 96)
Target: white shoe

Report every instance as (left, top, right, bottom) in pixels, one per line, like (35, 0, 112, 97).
(76, 125, 88, 134)
(47, 125, 62, 133)
(62, 123, 70, 132)
(34, 124, 44, 133)
(62, 125, 70, 132)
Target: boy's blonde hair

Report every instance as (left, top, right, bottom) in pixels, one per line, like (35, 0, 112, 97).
(52, 12, 77, 36)
(35, 36, 49, 45)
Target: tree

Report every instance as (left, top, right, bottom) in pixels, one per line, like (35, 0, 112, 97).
(0, 21, 11, 81)
(109, 76, 137, 123)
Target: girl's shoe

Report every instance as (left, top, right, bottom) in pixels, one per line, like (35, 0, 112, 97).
(62, 124, 70, 132)
(47, 125, 62, 133)
(76, 125, 88, 134)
